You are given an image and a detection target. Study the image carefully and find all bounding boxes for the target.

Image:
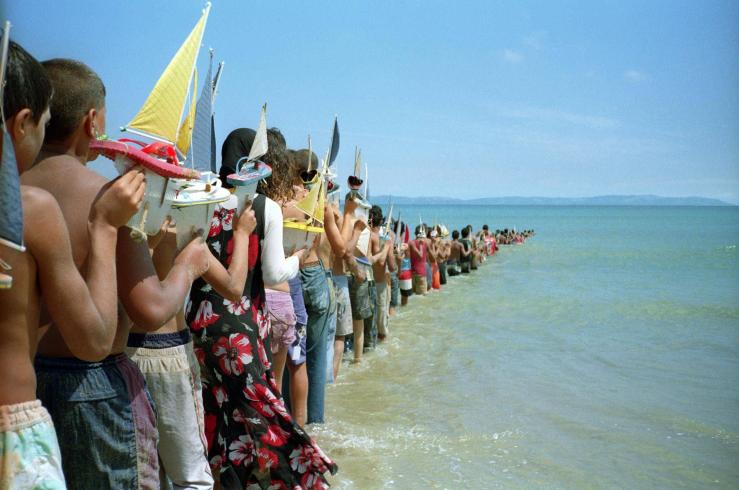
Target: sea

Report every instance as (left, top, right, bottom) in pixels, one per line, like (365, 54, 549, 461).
(309, 205, 739, 489)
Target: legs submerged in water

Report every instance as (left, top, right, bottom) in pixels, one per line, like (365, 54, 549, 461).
(352, 319, 364, 363)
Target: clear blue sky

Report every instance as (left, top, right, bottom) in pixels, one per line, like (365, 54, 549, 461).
(7, 0, 739, 202)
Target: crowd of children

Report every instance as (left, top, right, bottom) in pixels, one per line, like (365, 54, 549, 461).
(0, 37, 532, 490)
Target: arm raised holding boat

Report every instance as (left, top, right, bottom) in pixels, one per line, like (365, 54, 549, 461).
(200, 204, 256, 301)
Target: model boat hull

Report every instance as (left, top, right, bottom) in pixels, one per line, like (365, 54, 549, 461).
(171, 181, 231, 249)
(283, 221, 323, 255)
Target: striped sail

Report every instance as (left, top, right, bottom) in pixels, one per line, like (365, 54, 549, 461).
(189, 54, 214, 172)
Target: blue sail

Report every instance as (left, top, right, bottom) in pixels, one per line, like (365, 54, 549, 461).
(328, 116, 339, 166)
(0, 129, 24, 251)
(191, 56, 214, 173)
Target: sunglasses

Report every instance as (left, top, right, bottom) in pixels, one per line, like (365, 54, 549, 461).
(300, 169, 319, 184)
(348, 175, 363, 188)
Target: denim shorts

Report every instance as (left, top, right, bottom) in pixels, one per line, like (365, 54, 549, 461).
(301, 263, 331, 316)
(35, 354, 159, 490)
(389, 272, 400, 307)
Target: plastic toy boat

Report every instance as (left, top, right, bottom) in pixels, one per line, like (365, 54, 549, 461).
(90, 3, 212, 241)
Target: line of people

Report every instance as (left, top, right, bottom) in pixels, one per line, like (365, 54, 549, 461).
(0, 39, 532, 490)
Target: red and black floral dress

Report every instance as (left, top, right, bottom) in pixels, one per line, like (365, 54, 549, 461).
(186, 194, 337, 489)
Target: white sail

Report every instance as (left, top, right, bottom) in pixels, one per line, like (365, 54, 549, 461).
(248, 103, 268, 162)
(363, 163, 369, 200)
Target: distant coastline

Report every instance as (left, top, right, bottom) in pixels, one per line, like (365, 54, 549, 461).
(370, 195, 733, 206)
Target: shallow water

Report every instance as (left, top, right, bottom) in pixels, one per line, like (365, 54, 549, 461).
(311, 206, 739, 489)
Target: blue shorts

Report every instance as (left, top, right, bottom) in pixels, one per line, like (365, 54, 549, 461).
(35, 354, 159, 490)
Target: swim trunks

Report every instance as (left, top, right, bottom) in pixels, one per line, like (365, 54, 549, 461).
(412, 273, 427, 295)
(265, 289, 298, 353)
(36, 354, 159, 490)
(348, 270, 373, 320)
(447, 259, 461, 276)
(389, 271, 400, 307)
(126, 330, 213, 490)
(0, 400, 66, 489)
(333, 275, 353, 337)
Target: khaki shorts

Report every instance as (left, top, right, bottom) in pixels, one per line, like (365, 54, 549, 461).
(412, 273, 427, 295)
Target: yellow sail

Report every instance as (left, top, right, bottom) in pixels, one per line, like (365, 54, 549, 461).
(176, 68, 197, 155)
(295, 180, 320, 220)
(125, 3, 211, 145)
(314, 178, 325, 224)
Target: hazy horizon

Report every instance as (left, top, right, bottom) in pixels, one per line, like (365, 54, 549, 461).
(7, 1, 739, 202)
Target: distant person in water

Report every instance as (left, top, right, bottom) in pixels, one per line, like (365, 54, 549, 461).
(459, 227, 473, 273)
(409, 224, 429, 295)
(447, 230, 462, 276)
(368, 205, 394, 342)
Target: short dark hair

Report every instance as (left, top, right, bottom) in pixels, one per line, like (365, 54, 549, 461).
(290, 148, 319, 172)
(3, 40, 52, 123)
(483, 224, 489, 231)
(41, 59, 106, 142)
(461, 227, 470, 238)
(452, 230, 460, 239)
(369, 205, 383, 227)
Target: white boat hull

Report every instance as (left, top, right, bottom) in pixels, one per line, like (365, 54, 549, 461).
(115, 155, 179, 240)
(283, 226, 320, 256)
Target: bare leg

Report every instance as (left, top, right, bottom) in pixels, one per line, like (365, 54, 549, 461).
(333, 335, 345, 379)
(272, 346, 288, 394)
(287, 362, 308, 427)
(401, 294, 408, 306)
(352, 319, 364, 363)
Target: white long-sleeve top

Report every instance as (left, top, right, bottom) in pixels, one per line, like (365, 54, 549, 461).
(260, 195, 299, 286)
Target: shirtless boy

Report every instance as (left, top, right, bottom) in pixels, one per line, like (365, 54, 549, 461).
(0, 42, 144, 487)
(343, 190, 374, 362)
(329, 186, 365, 379)
(21, 58, 210, 489)
(368, 206, 394, 341)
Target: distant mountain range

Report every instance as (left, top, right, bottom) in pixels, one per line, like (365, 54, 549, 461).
(369, 195, 732, 206)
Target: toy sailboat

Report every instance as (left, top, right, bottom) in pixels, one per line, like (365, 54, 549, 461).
(323, 118, 341, 204)
(171, 49, 230, 249)
(282, 122, 336, 254)
(0, 20, 22, 289)
(282, 117, 341, 254)
(90, 3, 212, 241)
(379, 202, 393, 246)
(226, 103, 273, 213)
(282, 166, 326, 255)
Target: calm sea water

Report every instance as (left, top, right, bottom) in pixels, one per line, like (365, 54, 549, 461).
(311, 205, 739, 489)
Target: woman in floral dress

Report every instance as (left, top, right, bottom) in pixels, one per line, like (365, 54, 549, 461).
(186, 128, 337, 489)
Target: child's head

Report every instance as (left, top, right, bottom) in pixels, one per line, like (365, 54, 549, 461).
(368, 205, 383, 228)
(4, 40, 53, 171)
(41, 59, 106, 156)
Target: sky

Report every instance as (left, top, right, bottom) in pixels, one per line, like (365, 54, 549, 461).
(6, 0, 739, 202)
